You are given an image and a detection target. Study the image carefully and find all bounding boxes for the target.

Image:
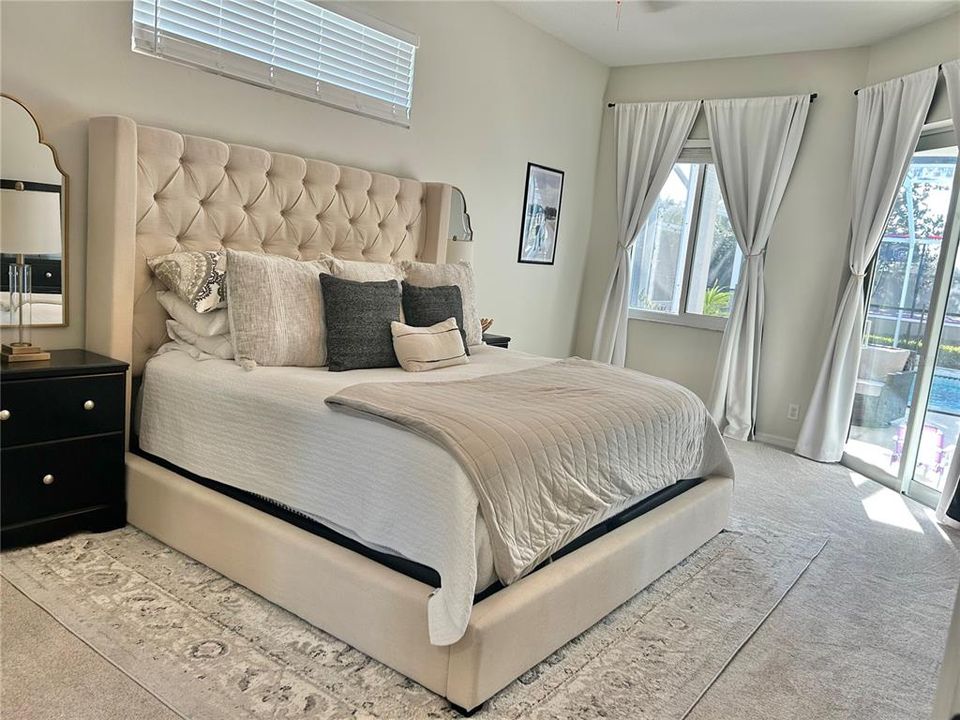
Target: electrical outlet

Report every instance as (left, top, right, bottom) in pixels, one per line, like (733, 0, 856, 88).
(787, 403, 800, 421)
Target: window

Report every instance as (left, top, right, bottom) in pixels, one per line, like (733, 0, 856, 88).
(628, 157, 740, 329)
(132, 0, 418, 126)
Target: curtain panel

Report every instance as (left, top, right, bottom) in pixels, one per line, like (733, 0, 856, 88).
(705, 96, 810, 440)
(591, 100, 700, 366)
(936, 59, 960, 529)
(796, 67, 939, 462)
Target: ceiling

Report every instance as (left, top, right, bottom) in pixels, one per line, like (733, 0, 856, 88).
(500, 1, 958, 67)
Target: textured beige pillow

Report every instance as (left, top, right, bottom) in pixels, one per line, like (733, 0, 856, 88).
(391, 318, 468, 372)
(323, 255, 404, 283)
(226, 250, 331, 369)
(399, 261, 482, 346)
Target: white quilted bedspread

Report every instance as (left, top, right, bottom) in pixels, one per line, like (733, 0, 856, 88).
(328, 358, 734, 584)
(139, 347, 732, 645)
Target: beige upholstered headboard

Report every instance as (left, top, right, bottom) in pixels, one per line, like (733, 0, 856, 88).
(85, 115, 452, 377)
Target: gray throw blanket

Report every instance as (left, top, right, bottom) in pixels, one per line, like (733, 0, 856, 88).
(326, 358, 733, 585)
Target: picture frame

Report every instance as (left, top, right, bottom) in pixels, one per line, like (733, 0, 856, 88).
(517, 162, 564, 265)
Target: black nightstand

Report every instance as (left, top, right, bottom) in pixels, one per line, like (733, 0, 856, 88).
(1, 349, 129, 548)
(482, 333, 511, 349)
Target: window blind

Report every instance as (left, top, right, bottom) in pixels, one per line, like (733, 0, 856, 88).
(132, 0, 418, 126)
(678, 140, 714, 164)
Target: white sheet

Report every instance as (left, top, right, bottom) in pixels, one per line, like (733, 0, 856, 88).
(139, 345, 554, 644)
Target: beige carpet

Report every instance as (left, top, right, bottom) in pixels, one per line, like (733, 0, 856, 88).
(2, 440, 958, 719)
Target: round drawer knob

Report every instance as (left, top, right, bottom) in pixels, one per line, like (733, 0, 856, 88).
(45, 272, 53, 278)
(0, 409, 9, 421)
(42, 474, 55, 486)
(83, 400, 95, 411)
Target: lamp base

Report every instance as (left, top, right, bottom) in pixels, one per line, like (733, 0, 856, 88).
(1, 343, 51, 363)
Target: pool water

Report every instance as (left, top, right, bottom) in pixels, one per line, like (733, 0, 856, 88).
(929, 374, 960, 415)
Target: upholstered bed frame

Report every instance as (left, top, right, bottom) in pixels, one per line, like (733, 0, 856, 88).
(85, 114, 733, 713)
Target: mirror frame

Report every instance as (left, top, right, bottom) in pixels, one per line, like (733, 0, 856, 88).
(450, 186, 473, 242)
(1, 92, 69, 329)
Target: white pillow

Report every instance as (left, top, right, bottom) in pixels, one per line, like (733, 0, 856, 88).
(157, 291, 229, 337)
(166, 320, 234, 360)
(323, 255, 404, 283)
(400, 260, 482, 346)
(391, 317, 468, 372)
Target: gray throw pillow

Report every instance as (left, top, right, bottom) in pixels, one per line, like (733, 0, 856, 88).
(401, 282, 469, 356)
(320, 274, 402, 372)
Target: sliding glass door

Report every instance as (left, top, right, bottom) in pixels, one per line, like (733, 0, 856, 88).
(845, 126, 960, 507)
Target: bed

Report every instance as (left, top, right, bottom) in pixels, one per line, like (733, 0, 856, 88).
(85, 114, 734, 713)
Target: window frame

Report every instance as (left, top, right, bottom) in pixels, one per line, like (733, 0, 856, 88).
(131, 0, 419, 127)
(627, 143, 731, 332)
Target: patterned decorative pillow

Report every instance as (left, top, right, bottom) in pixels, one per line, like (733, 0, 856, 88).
(401, 282, 469, 356)
(148, 249, 226, 313)
(392, 318, 468, 373)
(399, 260, 482, 346)
(320, 273, 401, 372)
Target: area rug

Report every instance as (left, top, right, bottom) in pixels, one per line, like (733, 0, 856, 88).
(1, 527, 825, 719)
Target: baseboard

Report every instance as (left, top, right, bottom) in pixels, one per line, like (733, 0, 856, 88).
(753, 433, 797, 452)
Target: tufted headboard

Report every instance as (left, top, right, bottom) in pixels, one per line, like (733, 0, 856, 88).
(85, 115, 453, 378)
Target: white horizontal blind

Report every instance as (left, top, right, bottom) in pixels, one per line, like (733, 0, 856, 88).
(132, 0, 418, 126)
(678, 140, 714, 164)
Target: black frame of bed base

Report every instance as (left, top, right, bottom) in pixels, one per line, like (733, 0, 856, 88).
(132, 442, 704, 602)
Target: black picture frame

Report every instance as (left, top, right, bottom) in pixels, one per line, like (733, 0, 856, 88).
(517, 162, 564, 265)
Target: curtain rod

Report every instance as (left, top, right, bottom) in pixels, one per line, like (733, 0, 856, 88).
(854, 63, 943, 95)
(606, 93, 817, 108)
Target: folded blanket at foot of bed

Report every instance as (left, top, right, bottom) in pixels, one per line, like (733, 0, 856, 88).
(326, 357, 734, 585)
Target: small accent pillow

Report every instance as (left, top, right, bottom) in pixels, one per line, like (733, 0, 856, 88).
(148, 249, 226, 313)
(226, 250, 332, 369)
(401, 282, 469, 356)
(157, 291, 229, 337)
(392, 318, 468, 373)
(320, 273, 401, 372)
(400, 260, 482, 346)
(166, 320, 234, 361)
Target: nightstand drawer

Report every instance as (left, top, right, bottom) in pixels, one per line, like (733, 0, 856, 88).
(1, 434, 124, 527)
(0, 373, 125, 447)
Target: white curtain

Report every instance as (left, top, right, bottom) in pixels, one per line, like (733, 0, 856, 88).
(705, 96, 810, 440)
(796, 68, 938, 462)
(936, 59, 960, 529)
(592, 100, 701, 366)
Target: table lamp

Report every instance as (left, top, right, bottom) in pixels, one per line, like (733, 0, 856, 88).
(1, 182, 61, 362)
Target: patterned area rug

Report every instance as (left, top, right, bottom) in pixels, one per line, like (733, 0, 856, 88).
(1, 527, 825, 719)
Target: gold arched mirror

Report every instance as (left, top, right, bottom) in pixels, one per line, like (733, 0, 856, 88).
(446, 186, 474, 263)
(1, 94, 69, 331)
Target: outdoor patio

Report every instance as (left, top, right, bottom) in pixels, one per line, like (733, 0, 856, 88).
(847, 408, 957, 494)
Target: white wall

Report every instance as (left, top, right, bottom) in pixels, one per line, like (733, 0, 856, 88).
(0, 0, 608, 356)
(574, 13, 960, 447)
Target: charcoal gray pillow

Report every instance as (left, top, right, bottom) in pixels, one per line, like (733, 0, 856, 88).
(401, 282, 469, 356)
(320, 273, 402, 372)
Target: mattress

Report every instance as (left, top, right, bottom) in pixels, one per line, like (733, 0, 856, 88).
(137, 345, 688, 645)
